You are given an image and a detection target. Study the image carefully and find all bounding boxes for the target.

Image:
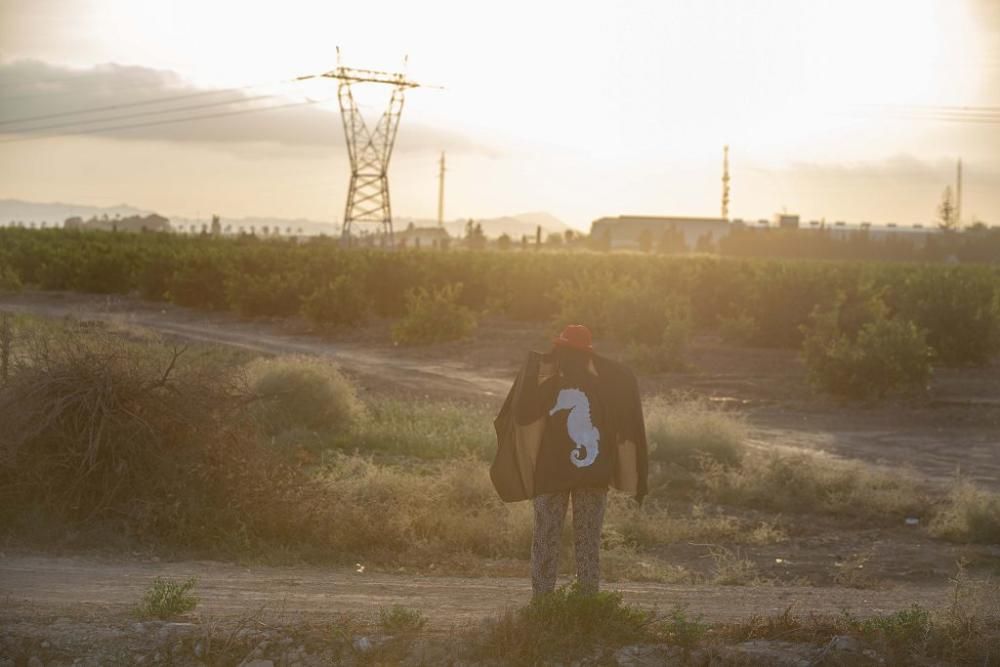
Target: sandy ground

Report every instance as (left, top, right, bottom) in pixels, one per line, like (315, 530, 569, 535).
(0, 552, 955, 626)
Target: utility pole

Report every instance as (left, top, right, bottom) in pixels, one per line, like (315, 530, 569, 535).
(721, 145, 731, 221)
(437, 151, 446, 227)
(956, 158, 963, 228)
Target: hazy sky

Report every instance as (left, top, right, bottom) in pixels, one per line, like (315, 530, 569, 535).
(1, 0, 999, 229)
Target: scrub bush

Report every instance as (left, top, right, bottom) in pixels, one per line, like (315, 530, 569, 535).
(246, 356, 363, 436)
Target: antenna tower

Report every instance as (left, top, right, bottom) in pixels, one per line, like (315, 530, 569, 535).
(300, 51, 426, 245)
(721, 145, 731, 220)
(437, 151, 446, 227)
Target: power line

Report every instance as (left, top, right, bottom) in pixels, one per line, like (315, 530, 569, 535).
(0, 78, 306, 126)
(0, 96, 336, 145)
(3, 92, 281, 135)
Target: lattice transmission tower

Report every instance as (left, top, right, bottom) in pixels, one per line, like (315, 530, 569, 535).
(301, 53, 427, 245)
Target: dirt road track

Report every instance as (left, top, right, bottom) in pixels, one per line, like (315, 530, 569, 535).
(0, 553, 954, 626)
(0, 292, 511, 400)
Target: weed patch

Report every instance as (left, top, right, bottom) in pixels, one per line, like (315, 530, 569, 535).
(378, 605, 427, 635)
(136, 577, 198, 619)
(476, 584, 657, 664)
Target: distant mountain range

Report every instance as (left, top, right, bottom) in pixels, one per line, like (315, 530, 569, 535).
(0, 199, 571, 239)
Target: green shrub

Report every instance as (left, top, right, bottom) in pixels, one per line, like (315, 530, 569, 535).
(624, 301, 692, 372)
(167, 252, 230, 310)
(801, 291, 931, 399)
(893, 267, 1000, 366)
(136, 577, 199, 619)
(391, 283, 477, 345)
(226, 272, 303, 318)
(246, 356, 363, 435)
(301, 275, 369, 329)
(645, 396, 746, 468)
(0, 264, 22, 292)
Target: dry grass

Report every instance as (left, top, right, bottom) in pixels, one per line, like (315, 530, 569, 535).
(695, 450, 929, 521)
(645, 395, 748, 469)
(929, 477, 1000, 545)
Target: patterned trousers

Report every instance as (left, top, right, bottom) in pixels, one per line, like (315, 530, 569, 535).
(531, 487, 608, 596)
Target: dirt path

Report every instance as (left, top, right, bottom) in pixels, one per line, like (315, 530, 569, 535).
(0, 552, 954, 626)
(0, 292, 512, 400)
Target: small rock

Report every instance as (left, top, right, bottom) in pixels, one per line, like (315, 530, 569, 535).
(132, 623, 145, 634)
(40, 641, 51, 649)
(27, 657, 43, 667)
(353, 636, 373, 653)
(194, 641, 204, 658)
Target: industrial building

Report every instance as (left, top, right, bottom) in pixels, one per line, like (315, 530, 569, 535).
(591, 213, 947, 251)
(589, 215, 731, 250)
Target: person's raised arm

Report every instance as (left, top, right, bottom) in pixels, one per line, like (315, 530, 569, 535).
(515, 352, 558, 425)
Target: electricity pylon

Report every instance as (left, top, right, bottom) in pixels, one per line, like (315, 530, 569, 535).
(300, 53, 426, 245)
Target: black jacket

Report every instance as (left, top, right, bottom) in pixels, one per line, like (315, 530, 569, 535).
(491, 350, 648, 502)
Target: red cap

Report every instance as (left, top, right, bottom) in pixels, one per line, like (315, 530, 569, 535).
(553, 324, 593, 351)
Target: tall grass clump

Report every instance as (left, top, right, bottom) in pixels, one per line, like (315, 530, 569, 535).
(475, 584, 657, 664)
(246, 356, 363, 436)
(330, 398, 494, 460)
(136, 577, 199, 619)
(645, 395, 747, 469)
(930, 479, 1000, 544)
(391, 283, 477, 345)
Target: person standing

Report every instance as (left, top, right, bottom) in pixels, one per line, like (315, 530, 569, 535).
(491, 324, 648, 597)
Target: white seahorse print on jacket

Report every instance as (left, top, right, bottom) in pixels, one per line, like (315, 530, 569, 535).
(549, 388, 601, 468)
